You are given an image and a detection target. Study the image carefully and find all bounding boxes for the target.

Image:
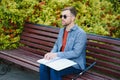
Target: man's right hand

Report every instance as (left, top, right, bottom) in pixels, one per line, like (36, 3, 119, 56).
(44, 53, 57, 60)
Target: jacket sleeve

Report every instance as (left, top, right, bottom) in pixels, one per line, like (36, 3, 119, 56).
(51, 40, 58, 53)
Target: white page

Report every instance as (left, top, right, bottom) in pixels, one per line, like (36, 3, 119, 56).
(37, 57, 77, 71)
(46, 58, 77, 71)
(37, 57, 61, 65)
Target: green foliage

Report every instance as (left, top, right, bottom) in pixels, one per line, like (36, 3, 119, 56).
(0, 0, 119, 50)
(0, 0, 38, 50)
(29, 0, 119, 37)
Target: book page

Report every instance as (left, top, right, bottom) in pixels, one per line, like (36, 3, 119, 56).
(37, 57, 77, 71)
(37, 57, 61, 65)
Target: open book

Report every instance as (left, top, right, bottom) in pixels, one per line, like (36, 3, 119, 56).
(37, 57, 77, 71)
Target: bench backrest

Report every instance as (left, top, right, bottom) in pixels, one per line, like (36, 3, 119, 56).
(20, 22, 59, 56)
(20, 22, 120, 79)
(87, 34, 120, 79)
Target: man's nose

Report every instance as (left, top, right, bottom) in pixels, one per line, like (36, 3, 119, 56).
(62, 17, 64, 20)
(62, 17, 65, 20)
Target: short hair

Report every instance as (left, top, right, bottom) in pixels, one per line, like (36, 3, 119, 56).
(62, 7, 77, 17)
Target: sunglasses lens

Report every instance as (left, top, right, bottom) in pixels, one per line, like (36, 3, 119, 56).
(60, 15, 67, 19)
(60, 15, 62, 18)
(64, 15, 67, 19)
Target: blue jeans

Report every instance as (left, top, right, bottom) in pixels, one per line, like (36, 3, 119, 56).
(39, 64, 81, 80)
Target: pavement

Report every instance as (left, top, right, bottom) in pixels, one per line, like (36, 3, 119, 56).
(0, 64, 39, 80)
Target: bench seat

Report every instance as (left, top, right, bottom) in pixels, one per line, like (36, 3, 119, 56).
(0, 48, 41, 71)
(0, 49, 116, 80)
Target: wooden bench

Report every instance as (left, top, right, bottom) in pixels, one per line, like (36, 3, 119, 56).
(0, 22, 120, 80)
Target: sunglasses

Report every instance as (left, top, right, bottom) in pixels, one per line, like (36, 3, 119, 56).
(60, 15, 70, 19)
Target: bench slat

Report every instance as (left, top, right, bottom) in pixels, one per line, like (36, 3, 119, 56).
(0, 49, 41, 67)
(20, 40, 52, 52)
(87, 34, 120, 46)
(0, 53, 39, 71)
(24, 28, 58, 38)
(87, 41, 120, 52)
(87, 58, 120, 71)
(24, 23, 59, 33)
(21, 36, 54, 47)
(87, 52, 120, 64)
(22, 32, 56, 43)
(63, 71, 114, 80)
(82, 72, 108, 80)
(63, 74, 89, 80)
(87, 71, 116, 80)
(87, 46, 120, 58)
(20, 47, 47, 56)
(94, 65, 120, 78)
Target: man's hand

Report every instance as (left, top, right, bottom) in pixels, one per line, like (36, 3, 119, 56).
(44, 53, 57, 60)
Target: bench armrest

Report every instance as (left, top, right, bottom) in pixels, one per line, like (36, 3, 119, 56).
(72, 62, 96, 80)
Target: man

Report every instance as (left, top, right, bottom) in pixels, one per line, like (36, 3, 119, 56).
(40, 7, 87, 80)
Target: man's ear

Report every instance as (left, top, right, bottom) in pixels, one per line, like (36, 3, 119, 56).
(72, 16, 75, 21)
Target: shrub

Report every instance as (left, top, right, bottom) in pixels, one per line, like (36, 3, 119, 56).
(0, 0, 119, 50)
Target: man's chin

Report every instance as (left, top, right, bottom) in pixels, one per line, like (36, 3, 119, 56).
(62, 24, 68, 27)
(62, 23, 67, 26)
(62, 25, 66, 27)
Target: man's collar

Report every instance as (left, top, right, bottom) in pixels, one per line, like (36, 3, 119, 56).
(64, 24, 77, 32)
(69, 24, 78, 31)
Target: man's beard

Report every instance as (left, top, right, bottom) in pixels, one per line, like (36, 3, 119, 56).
(62, 22, 71, 27)
(63, 24, 68, 27)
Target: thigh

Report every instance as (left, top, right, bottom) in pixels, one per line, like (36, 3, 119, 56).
(51, 66, 82, 76)
(40, 64, 50, 71)
(50, 67, 81, 80)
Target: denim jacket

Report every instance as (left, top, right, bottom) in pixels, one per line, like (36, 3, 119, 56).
(51, 25, 87, 70)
